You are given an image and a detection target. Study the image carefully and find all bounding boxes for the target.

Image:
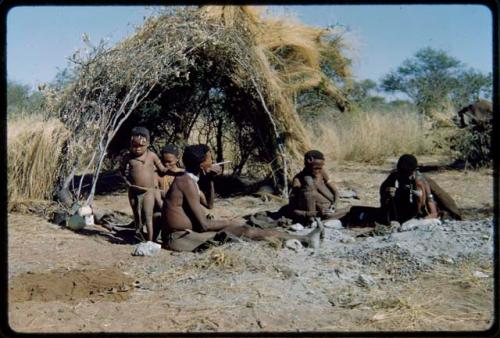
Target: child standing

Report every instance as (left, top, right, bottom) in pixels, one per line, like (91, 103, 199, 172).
(120, 127, 167, 242)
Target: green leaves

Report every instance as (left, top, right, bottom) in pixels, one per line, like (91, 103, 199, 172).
(380, 47, 491, 116)
(7, 80, 45, 118)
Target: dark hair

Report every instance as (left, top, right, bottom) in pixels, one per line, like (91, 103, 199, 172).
(131, 126, 150, 142)
(397, 154, 418, 173)
(161, 144, 179, 157)
(183, 144, 210, 172)
(304, 150, 325, 163)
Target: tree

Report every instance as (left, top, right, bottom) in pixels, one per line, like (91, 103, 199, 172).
(7, 80, 44, 117)
(450, 69, 492, 109)
(387, 99, 415, 112)
(381, 47, 462, 115)
(348, 79, 377, 102)
(296, 87, 342, 123)
(7, 81, 30, 113)
(345, 78, 393, 111)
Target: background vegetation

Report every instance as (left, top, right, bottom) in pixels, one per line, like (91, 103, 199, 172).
(7, 28, 492, 206)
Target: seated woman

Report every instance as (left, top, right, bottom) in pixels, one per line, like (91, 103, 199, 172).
(379, 154, 438, 224)
(160, 144, 322, 252)
(339, 154, 448, 227)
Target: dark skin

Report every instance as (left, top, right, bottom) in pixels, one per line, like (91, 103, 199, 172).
(155, 151, 218, 209)
(161, 151, 313, 247)
(380, 168, 438, 221)
(289, 158, 339, 221)
(120, 134, 168, 242)
(156, 152, 184, 202)
(198, 162, 222, 209)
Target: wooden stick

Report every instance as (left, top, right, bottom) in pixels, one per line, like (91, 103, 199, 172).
(213, 161, 231, 166)
(128, 183, 157, 192)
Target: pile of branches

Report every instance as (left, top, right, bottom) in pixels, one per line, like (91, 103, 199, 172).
(48, 6, 352, 204)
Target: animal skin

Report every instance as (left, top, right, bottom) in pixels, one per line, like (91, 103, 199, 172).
(453, 100, 492, 130)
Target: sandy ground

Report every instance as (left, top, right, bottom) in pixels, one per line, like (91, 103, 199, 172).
(7, 157, 496, 334)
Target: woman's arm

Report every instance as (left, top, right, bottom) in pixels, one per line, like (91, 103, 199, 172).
(417, 179, 438, 219)
(181, 177, 231, 231)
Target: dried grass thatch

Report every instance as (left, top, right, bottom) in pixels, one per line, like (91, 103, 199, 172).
(49, 6, 351, 203)
(7, 116, 70, 210)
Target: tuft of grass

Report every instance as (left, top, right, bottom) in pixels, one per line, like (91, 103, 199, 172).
(311, 109, 439, 163)
(193, 247, 243, 271)
(264, 237, 283, 250)
(8, 115, 69, 210)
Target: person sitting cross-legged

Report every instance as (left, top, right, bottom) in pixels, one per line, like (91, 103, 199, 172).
(281, 150, 339, 225)
(160, 144, 322, 252)
(337, 154, 441, 228)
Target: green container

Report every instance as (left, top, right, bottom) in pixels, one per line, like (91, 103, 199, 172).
(66, 214, 86, 231)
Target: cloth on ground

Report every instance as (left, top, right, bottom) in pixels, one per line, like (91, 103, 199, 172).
(339, 206, 384, 228)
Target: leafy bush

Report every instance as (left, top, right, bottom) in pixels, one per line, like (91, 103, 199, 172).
(7, 80, 45, 118)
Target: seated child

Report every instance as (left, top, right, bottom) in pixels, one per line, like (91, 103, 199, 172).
(160, 144, 322, 252)
(286, 150, 339, 224)
(120, 127, 168, 242)
(248, 150, 339, 230)
(156, 144, 184, 204)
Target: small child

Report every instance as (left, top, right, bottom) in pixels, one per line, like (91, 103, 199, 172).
(288, 150, 339, 224)
(120, 127, 167, 242)
(156, 144, 184, 203)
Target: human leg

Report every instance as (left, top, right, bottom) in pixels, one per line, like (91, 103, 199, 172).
(143, 190, 156, 242)
(223, 225, 322, 249)
(128, 189, 142, 235)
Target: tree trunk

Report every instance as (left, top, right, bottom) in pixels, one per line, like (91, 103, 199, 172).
(216, 116, 224, 163)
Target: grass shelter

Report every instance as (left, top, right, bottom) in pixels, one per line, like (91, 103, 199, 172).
(47, 5, 352, 205)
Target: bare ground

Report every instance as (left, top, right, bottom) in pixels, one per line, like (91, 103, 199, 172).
(7, 157, 495, 333)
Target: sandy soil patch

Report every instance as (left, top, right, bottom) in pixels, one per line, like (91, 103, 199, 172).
(7, 158, 495, 333)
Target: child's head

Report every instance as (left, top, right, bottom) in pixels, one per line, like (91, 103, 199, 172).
(161, 144, 180, 171)
(130, 127, 150, 156)
(304, 150, 325, 177)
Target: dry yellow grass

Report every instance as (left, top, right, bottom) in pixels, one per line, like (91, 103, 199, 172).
(311, 110, 435, 163)
(193, 247, 244, 271)
(364, 261, 493, 331)
(7, 115, 69, 210)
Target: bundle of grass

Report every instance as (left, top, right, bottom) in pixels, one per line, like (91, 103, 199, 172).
(7, 116, 69, 210)
(49, 5, 351, 204)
